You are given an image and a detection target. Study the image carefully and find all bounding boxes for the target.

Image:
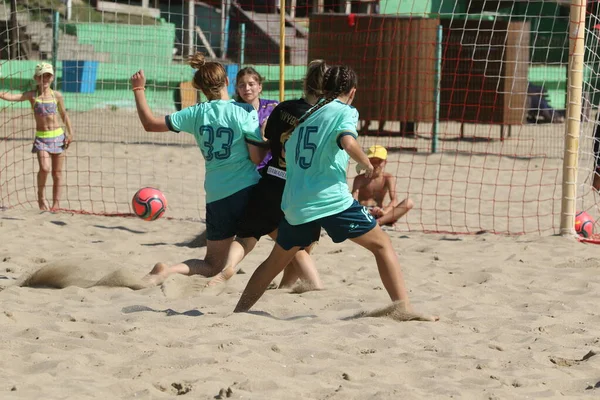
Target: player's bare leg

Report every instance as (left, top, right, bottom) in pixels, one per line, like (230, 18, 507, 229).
(50, 153, 65, 211)
(278, 265, 299, 288)
(38, 196, 49, 211)
(179, 237, 235, 277)
(350, 225, 438, 322)
(278, 242, 323, 290)
(36, 151, 51, 211)
(206, 237, 257, 287)
(144, 238, 234, 287)
(266, 229, 298, 288)
(142, 262, 171, 286)
(234, 244, 299, 313)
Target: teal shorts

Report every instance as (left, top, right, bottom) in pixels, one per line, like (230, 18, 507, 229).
(276, 200, 377, 250)
(205, 185, 254, 241)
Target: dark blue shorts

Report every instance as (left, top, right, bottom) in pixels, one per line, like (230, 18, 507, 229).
(236, 176, 285, 240)
(205, 185, 255, 241)
(276, 200, 377, 250)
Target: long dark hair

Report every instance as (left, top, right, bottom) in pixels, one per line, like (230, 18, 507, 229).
(296, 65, 357, 125)
(303, 59, 329, 99)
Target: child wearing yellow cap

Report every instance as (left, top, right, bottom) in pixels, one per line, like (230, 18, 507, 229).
(0, 62, 74, 211)
(352, 145, 413, 227)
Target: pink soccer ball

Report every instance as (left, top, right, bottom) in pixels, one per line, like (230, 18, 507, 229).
(132, 187, 167, 221)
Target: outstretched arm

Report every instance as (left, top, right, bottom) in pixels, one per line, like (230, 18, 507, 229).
(131, 70, 169, 132)
(0, 91, 32, 102)
(340, 134, 373, 178)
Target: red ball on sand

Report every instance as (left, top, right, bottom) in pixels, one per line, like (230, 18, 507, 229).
(132, 187, 167, 221)
(575, 211, 594, 238)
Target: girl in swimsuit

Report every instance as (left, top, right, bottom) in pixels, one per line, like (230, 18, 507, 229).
(0, 63, 74, 210)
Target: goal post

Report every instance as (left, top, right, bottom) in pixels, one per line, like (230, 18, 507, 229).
(560, 0, 587, 237)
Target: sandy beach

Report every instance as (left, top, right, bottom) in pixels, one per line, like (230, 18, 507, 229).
(1, 206, 600, 399)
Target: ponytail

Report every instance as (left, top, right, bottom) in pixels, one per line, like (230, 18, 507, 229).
(189, 52, 227, 100)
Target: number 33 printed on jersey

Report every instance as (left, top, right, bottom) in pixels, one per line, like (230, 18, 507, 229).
(199, 126, 233, 161)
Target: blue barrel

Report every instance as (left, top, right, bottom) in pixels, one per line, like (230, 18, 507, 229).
(62, 61, 99, 93)
(224, 64, 239, 96)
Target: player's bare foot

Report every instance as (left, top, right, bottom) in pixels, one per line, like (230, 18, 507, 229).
(351, 301, 439, 322)
(288, 281, 323, 293)
(206, 266, 235, 287)
(38, 198, 49, 211)
(51, 201, 60, 211)
(142, 262, 170, 287)
(398, 303, 439, 322)
(369, 207, 384, 219)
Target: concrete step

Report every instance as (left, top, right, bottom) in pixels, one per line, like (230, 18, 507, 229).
(288, 38, 308, 65)
(38, 39, 94, 50)
(0, 4, 30, 24)
(285, 26, 297, 38)
(24, 20, 111, 63)
(39, 49, 112, 62)
(57, 49, 111, 62)
(24, 21, 49, 34)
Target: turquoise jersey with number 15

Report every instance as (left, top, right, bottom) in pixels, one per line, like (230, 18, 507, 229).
(282, 99, 359, 225)
(166, 99, 264, 203)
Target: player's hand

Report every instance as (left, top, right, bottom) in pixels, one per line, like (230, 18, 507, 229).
(369, 206, 384, 218)
(131, 70, 146, 89)
(359, 162, 375, 178)
(355, 162, 374, 178)
(64, 134, 73, 149)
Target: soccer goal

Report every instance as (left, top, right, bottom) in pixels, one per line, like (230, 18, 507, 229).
(0, 0, 593, 236)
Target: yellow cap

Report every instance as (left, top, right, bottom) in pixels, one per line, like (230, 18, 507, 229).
(34, 63, 54, 77)
(366, 145, 387, 160)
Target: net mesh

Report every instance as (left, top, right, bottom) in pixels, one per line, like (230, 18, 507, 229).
(0, 0, 592, 235)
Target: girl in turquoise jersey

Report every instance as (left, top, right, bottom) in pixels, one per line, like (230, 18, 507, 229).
(130, 52, 268, 283)
(234, 65, 437, 321)
(205, 60, 329, 289)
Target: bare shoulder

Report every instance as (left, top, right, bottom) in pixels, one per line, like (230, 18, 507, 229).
(53, 90, 64, 99)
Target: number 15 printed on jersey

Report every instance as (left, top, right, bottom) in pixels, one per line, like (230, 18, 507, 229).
(295, 126, 318, 169)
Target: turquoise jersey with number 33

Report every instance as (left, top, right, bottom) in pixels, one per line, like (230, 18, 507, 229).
(166, 99, 264, 203)
(282, 99, 359, 225)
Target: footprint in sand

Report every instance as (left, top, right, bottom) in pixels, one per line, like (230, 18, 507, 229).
(444, 271, 492, 287)
(343, 301, 438, 322)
